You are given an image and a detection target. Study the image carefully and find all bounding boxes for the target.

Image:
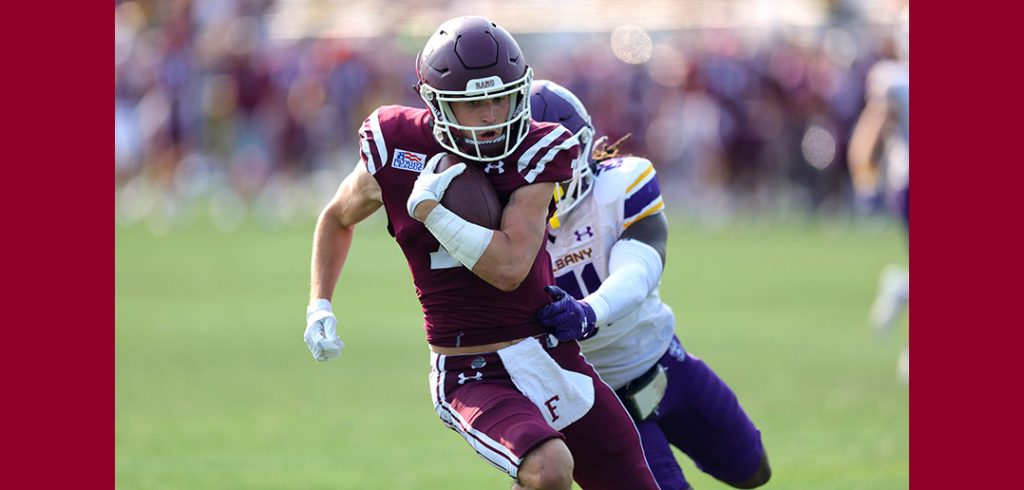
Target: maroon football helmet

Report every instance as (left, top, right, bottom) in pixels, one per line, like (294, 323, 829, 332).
(415, 16, 533, 162)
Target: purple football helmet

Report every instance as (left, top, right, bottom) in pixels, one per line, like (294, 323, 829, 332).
(416, 16, 533, 162)
(530, 80, 596, 221)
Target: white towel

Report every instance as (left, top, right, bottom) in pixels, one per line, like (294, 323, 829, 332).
(498, 337, 595, 430)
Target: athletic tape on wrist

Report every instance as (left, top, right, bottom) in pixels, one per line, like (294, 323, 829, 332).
(307, 298, 332, 321)
(308, 298, 332, 312)
(424, 204, 494, 270)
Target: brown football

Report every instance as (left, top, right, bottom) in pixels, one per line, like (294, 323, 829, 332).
(436, 154, 502, 229)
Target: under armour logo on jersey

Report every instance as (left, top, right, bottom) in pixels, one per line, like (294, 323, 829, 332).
(484, 161, 505, 174)
(458, 371, 483, 384)
(574, 226, 594, 242)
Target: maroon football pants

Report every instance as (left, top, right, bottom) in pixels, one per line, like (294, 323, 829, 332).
(430, 336, 660, 489)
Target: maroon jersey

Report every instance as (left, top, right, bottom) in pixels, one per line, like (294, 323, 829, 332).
(359, 105, 577, 347)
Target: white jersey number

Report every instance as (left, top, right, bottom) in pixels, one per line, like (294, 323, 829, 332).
(554, 263, 602, 300)
(429, 245, 461, 270)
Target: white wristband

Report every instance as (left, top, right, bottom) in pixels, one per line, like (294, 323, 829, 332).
(423, 204, 494, 270)
(307, 298, 332, 320)
(584, 239, 663, 326)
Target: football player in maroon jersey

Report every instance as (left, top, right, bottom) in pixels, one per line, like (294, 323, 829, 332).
(303, 16, 659, 490)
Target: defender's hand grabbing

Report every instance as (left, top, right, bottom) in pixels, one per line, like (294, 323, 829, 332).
(304, 299, 345, 362)
(537, 285, 599, 341)
(407, 152, 466, 220)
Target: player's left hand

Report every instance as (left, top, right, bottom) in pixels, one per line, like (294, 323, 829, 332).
(407, 152, 466, 220)
(537, 285, 599, 341)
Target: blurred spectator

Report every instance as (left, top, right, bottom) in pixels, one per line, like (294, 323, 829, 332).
(115, 0, 907, 232)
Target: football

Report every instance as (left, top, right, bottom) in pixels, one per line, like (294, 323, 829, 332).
(436, 154, 502, 229)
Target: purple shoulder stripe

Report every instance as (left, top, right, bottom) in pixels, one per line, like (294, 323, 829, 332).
(624, 177, 662, 219)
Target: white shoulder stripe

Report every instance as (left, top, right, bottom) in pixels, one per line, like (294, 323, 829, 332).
(517, 125, 571, 174)
(361, 138, 378, 175)
(525, 134, 579, 183)
(368, 108, 388, 172)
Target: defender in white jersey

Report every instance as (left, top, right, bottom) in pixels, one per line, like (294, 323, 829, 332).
(849, 5, 909, 384)
(546, 154, 674, 388)
(531, 80, 771, 490)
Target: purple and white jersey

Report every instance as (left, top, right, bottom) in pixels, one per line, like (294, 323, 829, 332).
(547, 156, 675, 389)
(358, 105, 577, 347)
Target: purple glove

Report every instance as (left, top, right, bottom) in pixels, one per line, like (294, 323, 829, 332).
(537, 285, 599, 341)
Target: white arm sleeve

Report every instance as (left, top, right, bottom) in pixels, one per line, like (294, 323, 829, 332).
(583, 238, 664, 327)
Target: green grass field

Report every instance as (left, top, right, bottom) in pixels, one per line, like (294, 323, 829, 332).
(116, 213, 908, 489)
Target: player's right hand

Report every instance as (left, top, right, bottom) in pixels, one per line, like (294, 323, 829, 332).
(406, 152, 466, 219)
(304, 299, 345, 362)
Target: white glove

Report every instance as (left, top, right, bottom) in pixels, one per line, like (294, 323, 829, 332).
(304, 299, 345, 362)
(406, 152, 466, 218)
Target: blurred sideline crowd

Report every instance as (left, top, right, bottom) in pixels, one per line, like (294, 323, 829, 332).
(115, 0, 906, 233)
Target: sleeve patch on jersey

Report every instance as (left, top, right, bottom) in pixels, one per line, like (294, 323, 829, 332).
(624, 199, 665, 229)
(624, 177, 661, 218)
(391, 149, 427, 172)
